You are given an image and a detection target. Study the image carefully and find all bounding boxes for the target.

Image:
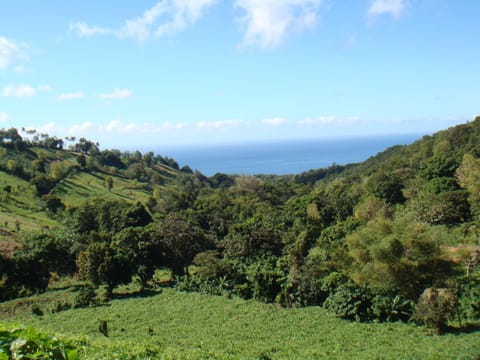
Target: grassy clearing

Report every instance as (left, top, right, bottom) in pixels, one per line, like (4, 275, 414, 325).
(0, 171, 59, 232)
(57, 172, 153, 207)
(1, 288, 479, 359)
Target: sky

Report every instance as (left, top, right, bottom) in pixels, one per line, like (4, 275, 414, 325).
(0, 0, 479, 149)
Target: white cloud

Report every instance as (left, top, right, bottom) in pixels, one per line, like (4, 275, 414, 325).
(3, 84, 36, 98)
(123, 1, 170, 41)
(56, 92, 86, 101)
(70, 0, 216, 42)
(0, 112, 8, 123)
(260, 117, 287, 126)
(99, 120, 171, 134)
(368, 0, 406, 18)
(68, 122, 94, 134)
(99, 88, 133, 100)
(196, 119, 244, 129)
(298, 116, 360, 126)
(0, 37, 23, 69)
(2, 84, 53, 99)
(69, 22, 116, 37)
(154, 0, 217, 38)
(235, 0, 322, 48)
(101, 120, 123, 132)
(38, 122, 58, 133)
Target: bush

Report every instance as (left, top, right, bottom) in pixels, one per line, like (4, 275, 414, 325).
(174, 274, 232, 296)
(74, 285, 97, 308)
(247, 258, 284, 303)
(413, 287, 457, 334)
(95, 285, 112, 303)
(49, 300, 72, 314)
(371, 294, 414, 322)
(0, 324, 78, 360)
(455, 273, 480, 321)
(30, 303, 43, 316)
(324, 284, 373, 322)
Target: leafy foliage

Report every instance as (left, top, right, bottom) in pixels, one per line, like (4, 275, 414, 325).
(0, 324, 78, 360)
(413, 287, 458, 334)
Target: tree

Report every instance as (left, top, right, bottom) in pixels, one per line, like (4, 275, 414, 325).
(105, 176, 113, 192)
(42, 194, 65, 214)
(366, 172, 405, 204)
(76, 154, 86, 168)
(113, 227, 165, 290)
(41, 136, 64, 150)
(73, 137, 99, 154)
(346, 217, 452, 299)
(31, 175, 56, 195)
(68, 199, 152, 235)
(222, 216, 283, 258)
(49, 161, 68, 181)
(0, 128, 25, 150)
(456, 154, 480, 215)
(77, 239, 133, 297)
(150, 215, 213, 276)
(411, 190, 471, 225)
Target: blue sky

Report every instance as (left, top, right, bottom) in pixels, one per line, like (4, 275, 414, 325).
(0, 0, 479, 148)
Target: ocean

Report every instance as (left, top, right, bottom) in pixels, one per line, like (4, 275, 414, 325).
(147, 134, 421, 176)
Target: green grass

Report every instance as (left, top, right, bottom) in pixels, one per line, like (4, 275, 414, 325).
(0, 149, 182, 240)
(56, 172, 153, 207)
(0, 171, 59, 233)
(1, 288, 479, 359)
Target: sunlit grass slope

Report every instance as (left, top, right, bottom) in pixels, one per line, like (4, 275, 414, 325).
(0, 146, 183, 240)
(1, 288, 479, 359)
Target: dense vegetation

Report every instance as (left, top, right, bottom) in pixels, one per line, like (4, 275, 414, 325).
(0, 323, 78, 359)
(1, 119, 480, 357)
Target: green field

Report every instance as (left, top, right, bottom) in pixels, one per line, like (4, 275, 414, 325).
(1, 288, 479, 359)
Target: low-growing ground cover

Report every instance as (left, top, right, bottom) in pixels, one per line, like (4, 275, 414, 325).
(1, 288, 479, 359)
(0, 323, 79, 359)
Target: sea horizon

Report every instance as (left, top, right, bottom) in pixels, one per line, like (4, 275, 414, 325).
(136, 133, 424, 176)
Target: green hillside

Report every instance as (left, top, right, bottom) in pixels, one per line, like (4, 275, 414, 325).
(1, 120, 480, 358)
(0, 131, 189, 239)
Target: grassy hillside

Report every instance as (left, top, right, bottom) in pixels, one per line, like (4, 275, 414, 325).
(0, 141, 187, 244)
(1, 288, 479, 359)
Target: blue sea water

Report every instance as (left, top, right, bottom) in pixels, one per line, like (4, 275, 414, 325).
(148, 134, 421, 176)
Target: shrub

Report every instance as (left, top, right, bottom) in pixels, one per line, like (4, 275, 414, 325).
(49, 300, 72, 314)
(247, 258, 284, 303)
(413, 287, 457, 334)
(371, 294, 414, 322)
(455, 273, 480, 321)
(174, 274, 232, 296)
(74, 285, 97, 308)
(95, 285, 112, 303)
(0, 324, 78, 360)
(324, 284, 373, 322)
(30, 303, 44, 316)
